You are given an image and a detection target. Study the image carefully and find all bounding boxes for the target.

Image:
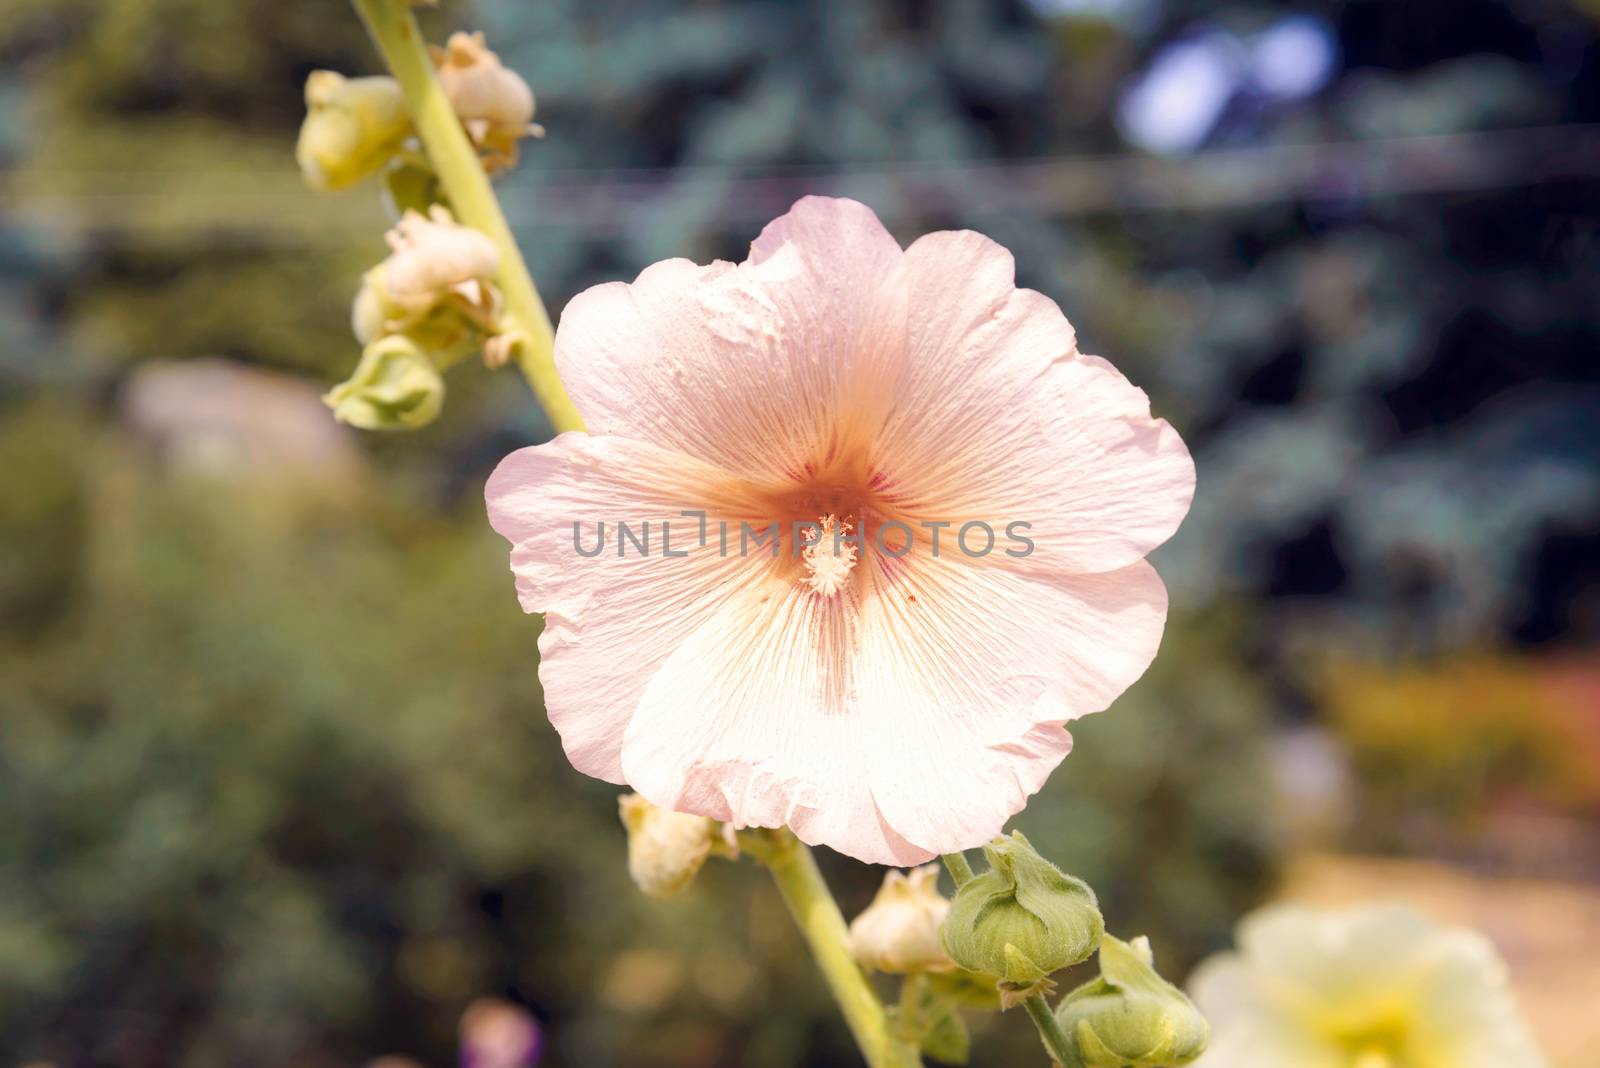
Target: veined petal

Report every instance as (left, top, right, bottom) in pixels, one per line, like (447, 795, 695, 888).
(619, 552, 1166, 862)
(486, 433, 761, 782)
(857, 554, 1170, 853)
(878, 229, 1194, 576)
(619, 569, 931, 866)
(555, 196, 908, 485)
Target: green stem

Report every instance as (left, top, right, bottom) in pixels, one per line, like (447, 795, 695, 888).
(895, 971, 928, 1043)
(1023, 992, 1085, 1068)
(760, 832, 922, 1068)
(348, 0, 585, 433)
(940, 851, 975, 888)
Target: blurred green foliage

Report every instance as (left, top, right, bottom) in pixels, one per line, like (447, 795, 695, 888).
(0, 392, 1274, 1066)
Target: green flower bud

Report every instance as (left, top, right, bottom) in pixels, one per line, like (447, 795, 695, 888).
(1054, 935, 1208, 1067)
(296, 71, 412, 191)
(323, 335, 445, 431)
(939, 832, 1104, 988)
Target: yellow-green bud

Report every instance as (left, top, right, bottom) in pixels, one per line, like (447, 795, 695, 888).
(351, 273, 388, 346)
(353, 265, 478, 359)
(618, 793, 732, 899)
(848, 864, 955, 974)
(1054, 935, 1208, 1067)
(939, 832, 1103, 986)
(296, 71, 412, 191)
(323, 335, 445, 431)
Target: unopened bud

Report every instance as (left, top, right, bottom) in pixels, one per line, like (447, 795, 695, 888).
(296, 71, 411, 191)
(848, 864, 954, 974)
(431, 32, 544, 173)
(324, 335, 445, 431)
(1054, 935, 1208, 1067)
(351, 274, 388, 346)
(618, 793, 731, 899)
(940, 832, 1103, 998)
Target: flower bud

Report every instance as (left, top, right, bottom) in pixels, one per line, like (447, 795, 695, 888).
(618, 793, 729, 899)
(431, 32, 544, 173)
(848, 864, 955, 974)
(323, 335, 445, 431)
(296, 71, 411, 191)
(351, 208, 504, 361)
(381, 206, 500, 313)
(351, 273, 388, 346)
(1054, 935, 1208, 1067)
(939, 832, 1103, 989)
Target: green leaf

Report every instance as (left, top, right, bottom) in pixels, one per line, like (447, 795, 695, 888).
(919, 1005, 970, 1065)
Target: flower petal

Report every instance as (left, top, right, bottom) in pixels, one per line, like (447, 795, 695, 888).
(1411, 929, 1547, 1068)
(619, 569, 932, 865)
(619, 554, 1168, 863)
(857, 555, 1171, 853)
(485, 433, 762, 782)
(1189, 955, 1345, 1068)
(878, 229, 1194, 575)
(555, 196, 908, 484)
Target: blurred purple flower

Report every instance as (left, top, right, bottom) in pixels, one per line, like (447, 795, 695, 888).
(1118, 32, 1246, 155)
(1250, 15, 1338, 101)
(459, 998, 542, 1068)
(1118, 15, 1338, 155)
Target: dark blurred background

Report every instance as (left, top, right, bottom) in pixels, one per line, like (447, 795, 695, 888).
(2, 1, 1598, 1066)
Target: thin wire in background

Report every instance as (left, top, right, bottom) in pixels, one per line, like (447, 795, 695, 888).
(2, 125, 1599, 250)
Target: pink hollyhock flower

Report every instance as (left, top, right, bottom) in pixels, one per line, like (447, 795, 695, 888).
(486, 197, 1194, 865)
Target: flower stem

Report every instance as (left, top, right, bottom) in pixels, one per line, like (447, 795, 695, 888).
(895, 971, 928, 1043)
(1023, 991, 1086, 1068)
(347, 0, 585, 434)
(758, 832, 923, 1068)
(940, 851, 975, 887)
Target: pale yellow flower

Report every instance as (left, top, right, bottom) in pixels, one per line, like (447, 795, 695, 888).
(1189, 904, 1548, 1068)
